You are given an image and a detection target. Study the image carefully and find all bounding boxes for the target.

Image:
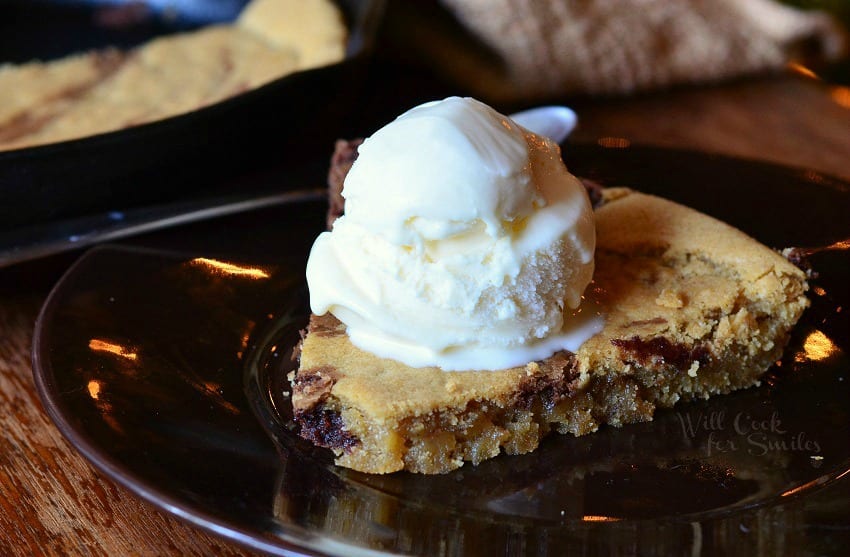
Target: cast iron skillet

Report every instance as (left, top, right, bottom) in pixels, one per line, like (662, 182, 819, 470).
(0, 0, 384, 231)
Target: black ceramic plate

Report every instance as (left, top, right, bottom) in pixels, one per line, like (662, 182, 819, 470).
(33, 146, 850, 556)
(0, 0, 383, 231)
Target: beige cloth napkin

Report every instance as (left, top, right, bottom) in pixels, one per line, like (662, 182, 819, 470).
(432, 0, 846, 101)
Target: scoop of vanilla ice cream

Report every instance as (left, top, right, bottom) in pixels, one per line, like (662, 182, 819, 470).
(306, 97, 597, 371)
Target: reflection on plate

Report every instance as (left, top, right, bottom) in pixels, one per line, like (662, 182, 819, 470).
(33, 146, 850, 556)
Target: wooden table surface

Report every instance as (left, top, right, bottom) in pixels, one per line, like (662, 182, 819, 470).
(2, 48, 850, 557)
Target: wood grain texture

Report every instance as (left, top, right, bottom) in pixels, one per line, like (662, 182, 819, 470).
(570, 74, 850, 181)
(0, 295, 256, 556)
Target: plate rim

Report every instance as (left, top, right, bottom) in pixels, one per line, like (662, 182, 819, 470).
(31, 244, 329, 557)
(30, 146, 850, 555)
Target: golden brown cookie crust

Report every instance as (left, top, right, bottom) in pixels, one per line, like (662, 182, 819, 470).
(292, 189, 809, 474)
